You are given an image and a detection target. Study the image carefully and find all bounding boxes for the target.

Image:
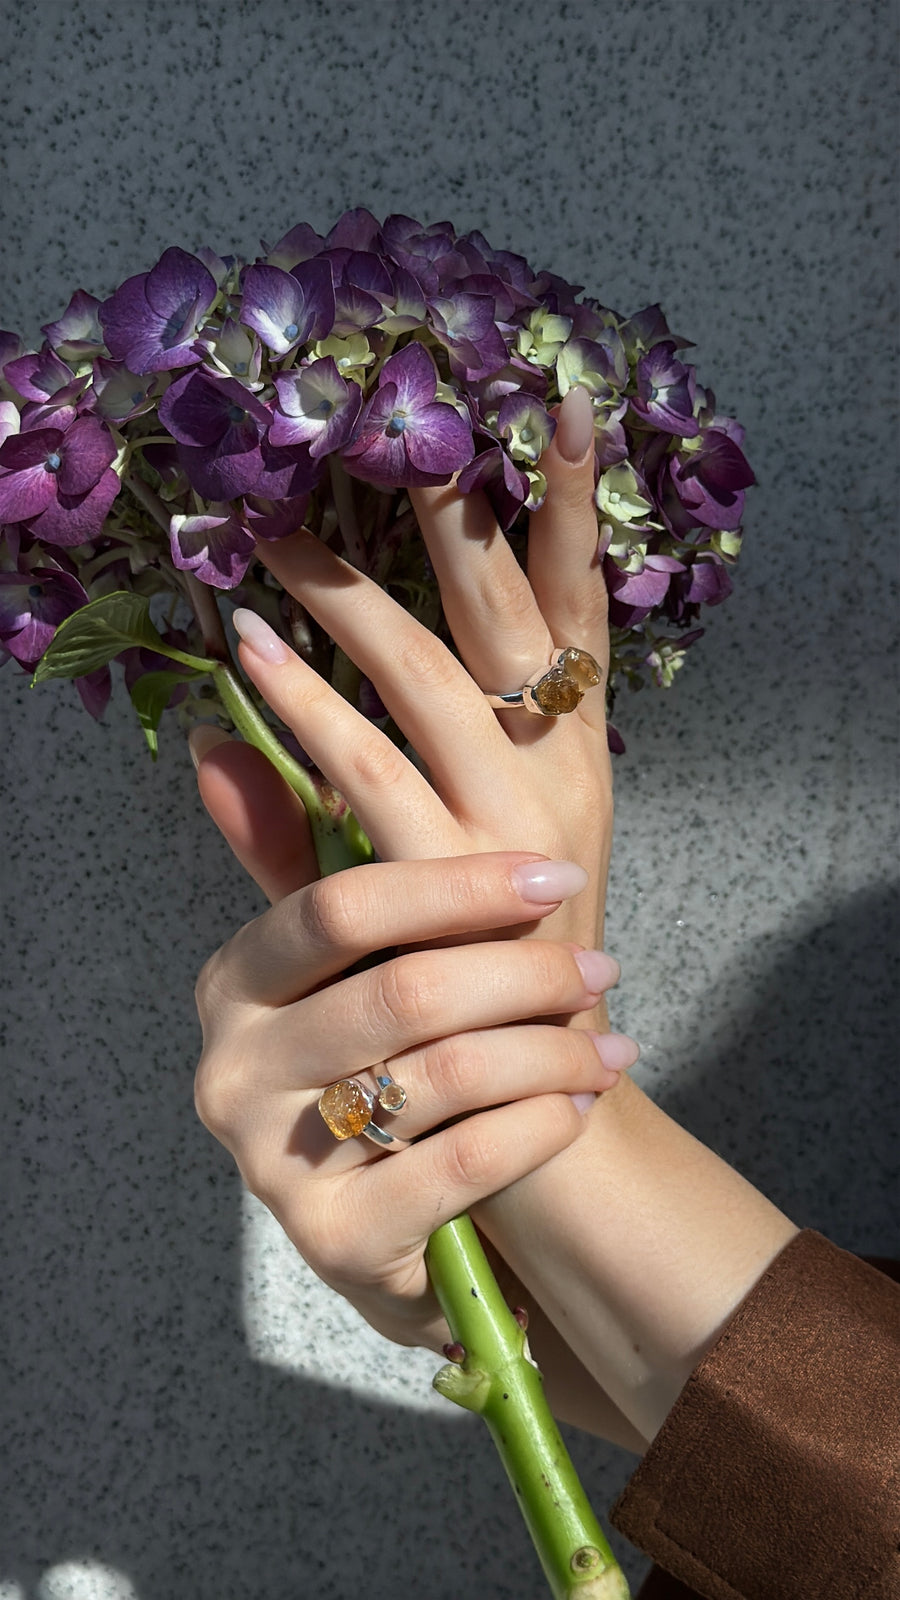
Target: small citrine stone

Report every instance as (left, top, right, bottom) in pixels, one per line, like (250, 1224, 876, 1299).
(378, 1082, 407, 1113)
(318, 1080, 372, 1140)
(559, 647, 602, 690)
(532, 669, 582, 715)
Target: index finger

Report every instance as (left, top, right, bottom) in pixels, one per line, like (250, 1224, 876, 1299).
(199, 851, 589, 1010)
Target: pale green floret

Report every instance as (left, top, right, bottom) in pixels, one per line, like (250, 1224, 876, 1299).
(712, 529, 743, 560)
(525, 467, 547, 509)
(596, 463, 653, 523)
(556, 340, 611, 397)
(434, 379, 470, 417)
(647, 640, 690, 688)
(313, 333, 376, 380)
(506, 413, 552, 464)
(516, 309, 573, 367)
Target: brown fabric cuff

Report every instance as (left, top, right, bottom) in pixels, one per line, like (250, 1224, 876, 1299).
(611, 1230, 900, 1600)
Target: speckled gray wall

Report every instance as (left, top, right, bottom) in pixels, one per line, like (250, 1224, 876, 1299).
(1, 2, 897, 1598)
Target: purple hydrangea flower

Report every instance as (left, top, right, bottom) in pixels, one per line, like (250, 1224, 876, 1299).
(428, 293, 508, 378)
(630, 342, 699, 437)
(99, 247, 218, 373)
(90, 358, 160, 423)
(341, 343, 474, 487)
(0, 415, 119, 545)
(159, 369, 315, 501)
(4, 344, 86, 409)
(605, 555, 676, 627)
(271, 358, 362, 456)
(0, 566, 90, 664)
(457, 444, 529, 531)
(169, 504, 256, 589)
(663, 429, 756, 533)
(239, 260, 335, 356)
(41, 290, 105, 362)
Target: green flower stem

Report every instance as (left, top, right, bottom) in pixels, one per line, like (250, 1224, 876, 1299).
(427, 1217, 629, 1600)
(209, 661, 629, 1599)
(211, 662, 373, 876)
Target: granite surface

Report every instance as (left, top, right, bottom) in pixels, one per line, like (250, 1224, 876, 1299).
(1, 2, 897, 1597)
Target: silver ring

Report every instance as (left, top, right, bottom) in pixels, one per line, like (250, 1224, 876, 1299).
(484, 647, 603, 716)
(317, 1077, 411, 1152)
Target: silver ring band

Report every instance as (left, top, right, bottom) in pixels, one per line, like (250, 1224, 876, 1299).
(317, 1076, 411, 1153)
(484, 647, 603, 717)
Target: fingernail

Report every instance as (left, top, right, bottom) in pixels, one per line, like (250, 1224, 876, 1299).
(232, 608, 290, 664)
(556, 385, 595, 463)
(588, 1032, 640, 1072)
(574, 949, 620, 994)
(188, 724, 232, 771)
(512, 859, 589, 904)
(570, 1092, 597, 1114)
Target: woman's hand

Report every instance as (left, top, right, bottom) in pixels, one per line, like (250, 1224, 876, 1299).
(199, 385, 611, 964)
(193, 851, 629, 1352)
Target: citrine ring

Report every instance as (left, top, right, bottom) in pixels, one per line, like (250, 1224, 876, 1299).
(484, 647, 603, 716)
(317, 1072, 410, 1152)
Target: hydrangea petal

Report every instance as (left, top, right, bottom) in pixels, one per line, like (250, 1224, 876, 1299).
(56, 417, 116, 496)
(28, 468, 120, 545)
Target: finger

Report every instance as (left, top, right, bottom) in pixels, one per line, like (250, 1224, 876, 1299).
(527, 386, 610, 719)
(251, 530, 515, 811)
(199, 853, 592, 1010)
(339, 1092, 591, 1272)
(409, 480, 553, 691)
(189, 727, 319, 906)
(383, 1022, 638, 1138)
(228, 609, 455, 860)
(264, 939, 619, 1092)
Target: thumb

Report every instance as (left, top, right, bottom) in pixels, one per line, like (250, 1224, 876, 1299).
(188, 725, 320, 905)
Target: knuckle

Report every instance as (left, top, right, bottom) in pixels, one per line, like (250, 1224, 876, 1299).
(193, 1046, 240, 1142)
(440, 1121, 497, 1195)
(375, 953, 442, 1034)
(422, 1032, 485, 1106)
(301, 873, 361, 954)
(392, 629, 460, 693)
(345, 734, 408, 793)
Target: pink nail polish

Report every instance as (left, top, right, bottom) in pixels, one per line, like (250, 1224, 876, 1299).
(573, 949, 620, 993)
(555, 385, 595, 463)
(511, 860, 589, 904)
(587, 1032, 640, 1072)
(232, 608, 290, 664)
(569, 1092, 597, 1114)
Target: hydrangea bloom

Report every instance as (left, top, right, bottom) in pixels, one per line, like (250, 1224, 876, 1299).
(1, 211, 755, 743)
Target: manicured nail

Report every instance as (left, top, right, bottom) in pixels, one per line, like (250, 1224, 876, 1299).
(555, 385, 595, 463)
(512, 859, 589, 904)
(574, 949, 620, 994)
(188, 724, 232, 771)
(232, 608, 290, 664)
(588, 1032, 640, 1072)
(570, 1092, 597, 1114)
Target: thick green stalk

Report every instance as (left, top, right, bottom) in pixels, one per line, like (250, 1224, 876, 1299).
(427, 1217, 629, 1600)
(215, 661, 629, 1599)
(212, 662, 373, 876)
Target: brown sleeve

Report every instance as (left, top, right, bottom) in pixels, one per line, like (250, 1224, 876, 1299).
(610, 1230, 900, 1600)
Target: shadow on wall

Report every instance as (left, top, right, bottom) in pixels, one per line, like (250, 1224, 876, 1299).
(654, 881, 900, 1248)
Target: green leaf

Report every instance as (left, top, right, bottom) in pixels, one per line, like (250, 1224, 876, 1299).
(31, 592, 215, 684)
(129, 669, 204, 760)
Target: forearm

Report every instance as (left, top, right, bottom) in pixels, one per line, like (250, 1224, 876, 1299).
(474, 1073, 799, 1443)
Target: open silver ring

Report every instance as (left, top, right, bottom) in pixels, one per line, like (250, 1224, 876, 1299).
(317, 1075, 411, 1152)
(484, 647, 603, 716)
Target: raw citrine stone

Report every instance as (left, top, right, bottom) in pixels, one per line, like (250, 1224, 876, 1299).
(318, 1079, 372, 1140)
(532, 668, 582, 715)
(378, 1081, 407, 1113)
(558, 647, 602, 690)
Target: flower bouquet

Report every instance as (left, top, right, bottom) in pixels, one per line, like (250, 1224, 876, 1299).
(0, 209, 754, 1599)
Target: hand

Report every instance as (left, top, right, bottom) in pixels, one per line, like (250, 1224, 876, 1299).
(198, 384, 611, 964)
(194, 851, 629, 1351)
